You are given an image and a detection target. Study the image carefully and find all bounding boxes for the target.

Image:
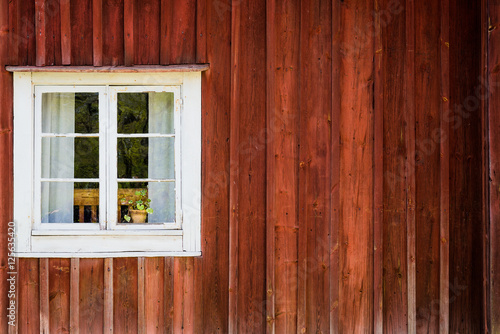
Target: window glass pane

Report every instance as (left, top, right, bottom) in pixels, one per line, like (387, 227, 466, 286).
(117, 182, 175, 223)
(42, 92, 98, 134)
(117, 138, 148, 178)
(41, 182, 99, 223)
(117, 138, 175, 179)
(117, 92, 174, 134)
(41, 138, 99, 178)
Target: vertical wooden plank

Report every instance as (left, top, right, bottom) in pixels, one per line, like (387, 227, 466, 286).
(113, 258, 138, 333)
(102, 0, 123, 66)
(60, 0, 71, 64)
(266, 0, 300, 332)
(134, 0, 160, 65)
(92, 0, 103, 66)
(39, 259, 49, 334)
(373, 0, 384, 331)
(414, 0, 441, 332)
(48, 259, 70, 333)
(481, 0, 490, 331)
(337, 0, 374, 332)
(18, 259, 40, 333)
(79, 259, 104, 334)
(144, 258, 164, 333)
(405, 0, 416, 332)
(192, 0, 231, 332)
(164, 258, 173, 333)
(172, 259, 184, 333)
(70, 0, 93, 65)
(70, 259, 79, 333)
(439, 0, 451, 331)
(44, 0, 61, 66)
(137, 258, 145, 334)
(159, 0, 169, 65)
(229, 0, 267, 332)
(489, 1, 500, 332)
(331, 1, 341, 332)
(123, 0, 134, 66)
(183, 258, 195, 333)
(196, 0, 207, 63)
(165, 0, 196, 64)
(17, 0, 36, 65)
(449, 0, 484, 332)
(103, 258, 113, 333)
(35, 0, 46, 66)
(0, 0, 13, 332)
(228, 0, 240, 332)
(265, 1, 276, 332)
(379, 0, 409, 331)
(8, 0, 19, 65)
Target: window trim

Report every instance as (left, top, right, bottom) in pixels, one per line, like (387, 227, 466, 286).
(12, 70, 202, 257)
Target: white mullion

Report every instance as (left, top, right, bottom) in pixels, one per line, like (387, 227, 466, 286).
(116, 134, 175, 138)
(117, 178, 175, 183)
(41, 178, 100, 183)
(41, 133, 100, 138)
(108, 87, 119, 229)
(99, 87, 107, 230)
(174, 87, 182, 229)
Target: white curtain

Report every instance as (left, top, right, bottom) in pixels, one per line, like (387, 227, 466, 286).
(148, 92, 175, 223)
(41, 93, 75, 223)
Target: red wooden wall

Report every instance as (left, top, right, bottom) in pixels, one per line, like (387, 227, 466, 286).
(0, 0, 496, 332)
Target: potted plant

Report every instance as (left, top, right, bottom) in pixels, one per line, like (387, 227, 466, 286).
(121, 189, 153, 223)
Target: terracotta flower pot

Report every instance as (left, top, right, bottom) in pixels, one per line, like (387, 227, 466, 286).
(129, 209, 147, 223)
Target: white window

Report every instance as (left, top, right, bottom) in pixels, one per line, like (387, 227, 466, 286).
(11, 70, 202, 257)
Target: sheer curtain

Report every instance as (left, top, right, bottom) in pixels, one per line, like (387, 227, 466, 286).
(41, 93, 75, 223)
(148, 92, 175, 223)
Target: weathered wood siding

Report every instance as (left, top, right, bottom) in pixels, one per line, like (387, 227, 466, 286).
(0, 0, 494, 332)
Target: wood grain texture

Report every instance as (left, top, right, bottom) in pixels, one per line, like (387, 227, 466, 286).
(297, 0, 332, 333)
(48, 259, 70, 333)
(164, 0, 196, 64)
(373, 0, 384, 331)
(8, 0, 19, 65)
(230, 0, 267, 332)
(113, 258, 138, 333)
(18, 259, 40, 333)
(70, 0, 93, 65)
(39, 259, 49, 334)
(123, 0, 134, 66)
(35, 0, 46, 66)
(337, 0, 374, 332)
(102, 0, 123, 66)
(0, 0, 13, 331)
(60, 0, 71, 64)
(193, 0, 231, 331)
(489, 3, 500, 332)
(414, 0, 441, 332)
(103, 258, 113, 333)
(43, 0, 61, 65)
(79, 259, 104, 334)
(266, 0, 300, 332)
(380, 0, 409, 330)
(144, 258, 163, 333)
(17, 0, 36, 65)
(449, 0, 484, 332)
(134, 0, 159, 65)
(164, 258, 174, 333)
(92, 0, 102, 66)
(70, 259, 79, 333)
(439, 0, 451, 331)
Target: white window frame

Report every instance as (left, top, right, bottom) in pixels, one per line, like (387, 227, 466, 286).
(12, 71, 202, 257)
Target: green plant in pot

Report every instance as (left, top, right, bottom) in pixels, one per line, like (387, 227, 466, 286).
(121, 189, 153, 223)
